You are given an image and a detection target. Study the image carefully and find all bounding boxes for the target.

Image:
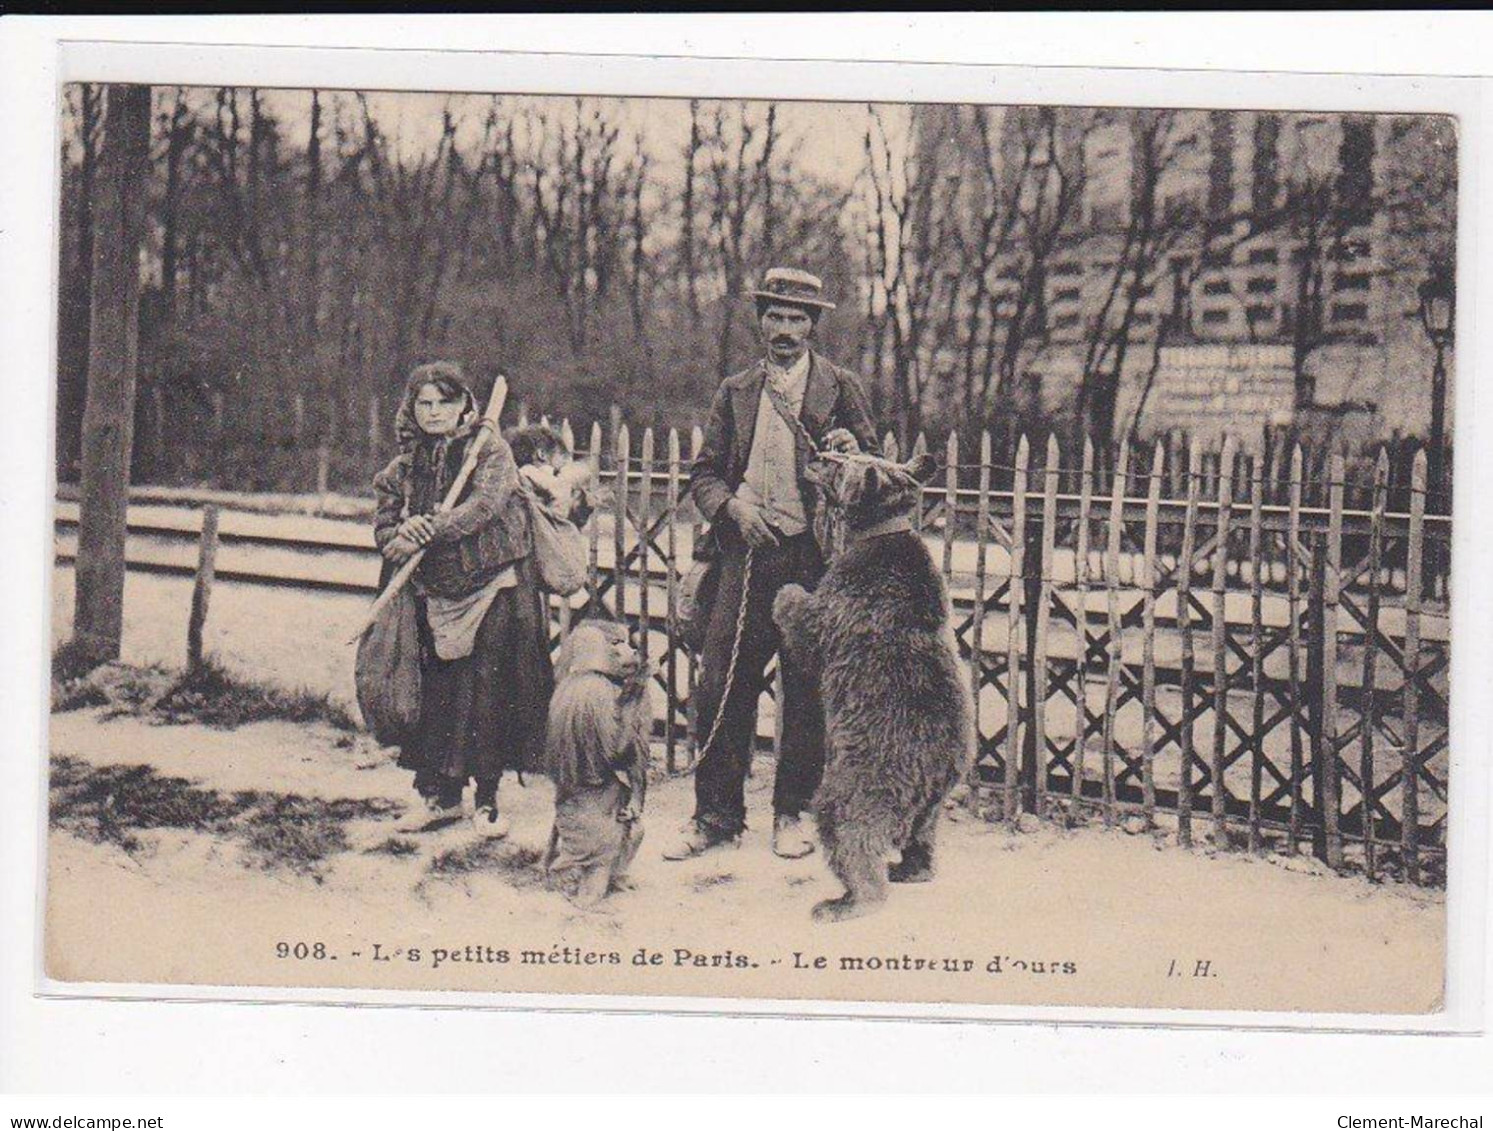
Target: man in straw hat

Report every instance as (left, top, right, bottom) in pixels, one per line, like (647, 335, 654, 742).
(663, 267, 880, 862)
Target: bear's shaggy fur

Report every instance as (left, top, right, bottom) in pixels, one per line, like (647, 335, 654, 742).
(773, 451, 975, 922)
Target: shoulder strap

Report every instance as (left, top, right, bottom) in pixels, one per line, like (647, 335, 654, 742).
(761, 370, 822, 458)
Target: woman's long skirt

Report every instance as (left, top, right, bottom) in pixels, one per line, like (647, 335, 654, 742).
(398, 555, 554, 804)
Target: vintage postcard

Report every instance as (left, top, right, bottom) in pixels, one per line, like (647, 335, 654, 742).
(40, 48, 1465, 1022)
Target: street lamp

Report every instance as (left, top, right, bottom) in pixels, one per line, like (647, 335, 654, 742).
(1417, 264, 1454, 601)
(1416, 265, 1454, 509)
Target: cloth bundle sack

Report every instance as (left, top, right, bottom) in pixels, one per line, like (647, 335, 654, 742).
(354, 585, 423, 746)
(679, 543, 720, 654)
(524, 484, 588, 596)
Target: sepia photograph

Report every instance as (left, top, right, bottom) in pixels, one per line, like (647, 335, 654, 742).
(41, 65, 1459, 1018)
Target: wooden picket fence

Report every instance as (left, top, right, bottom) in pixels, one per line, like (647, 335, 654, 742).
(533, 412, 1450, 887)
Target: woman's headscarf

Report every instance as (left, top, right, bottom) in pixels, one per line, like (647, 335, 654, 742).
(394, 361, 479, 515)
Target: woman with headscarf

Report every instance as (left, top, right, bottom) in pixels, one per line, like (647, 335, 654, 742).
(372, 361, 554, 838)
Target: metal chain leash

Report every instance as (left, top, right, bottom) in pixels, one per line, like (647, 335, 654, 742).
(694, 547, 753, 760)
(693, 364, 851, 763)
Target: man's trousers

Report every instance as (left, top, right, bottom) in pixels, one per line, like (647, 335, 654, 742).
(691, 529, 826, 837)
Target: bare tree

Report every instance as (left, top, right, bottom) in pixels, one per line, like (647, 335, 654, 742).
(74, 84, 152, 663)
(680, 100, 703, 324)
(526, 98, 630, 355)
(862, 104, 963, 440)
(986, 106, 1090, 416)
(705, 102, 780, 379)
(56, 84, 103, 478)
(157, 88, 194, 324)
(1075, 109, 1196, 445)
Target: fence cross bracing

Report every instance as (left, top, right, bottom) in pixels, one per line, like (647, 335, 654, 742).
(70, 410, 1450, 887)
(560, 421, 1449, 887)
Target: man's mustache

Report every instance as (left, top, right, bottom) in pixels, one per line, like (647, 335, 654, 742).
(771, 336, 798, 346)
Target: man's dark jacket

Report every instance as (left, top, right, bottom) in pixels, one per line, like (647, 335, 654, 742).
(688, 350, 880, 553)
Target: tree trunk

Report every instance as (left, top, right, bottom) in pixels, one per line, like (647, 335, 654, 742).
(160, 89, 191, 324)
(56, 85, 101, 481)
(74, 84, 151, 664)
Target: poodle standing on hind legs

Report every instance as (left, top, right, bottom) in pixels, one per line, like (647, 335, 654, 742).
(773, 447, 975, 923)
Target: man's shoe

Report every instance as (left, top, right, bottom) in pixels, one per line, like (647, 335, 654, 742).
(471, 804, 512, 840)
(771, 814, 816, 859)
(660, 821, 740, 861)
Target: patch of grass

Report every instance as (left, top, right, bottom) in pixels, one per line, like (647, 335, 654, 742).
(239, 799, 350, 881)
(238, 793, 403, 880)
(427, 840, 545, 888)
(49, 755, 255, 854)
(48, 755, 402, 878)
(153, 658, 359, 732)
(52, 654, 358, 733)
(53, 680, 109, 714)
(366, 836, 420, 858)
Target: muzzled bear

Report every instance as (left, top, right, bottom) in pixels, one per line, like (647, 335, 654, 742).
(773, 447, 976, 922)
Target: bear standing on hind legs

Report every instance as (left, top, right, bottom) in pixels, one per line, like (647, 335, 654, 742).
(773, 449, 975, 922)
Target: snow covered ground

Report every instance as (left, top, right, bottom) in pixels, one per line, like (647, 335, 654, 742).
(43, 498, 1447, 1013)
(44, 707, 1443, 1014)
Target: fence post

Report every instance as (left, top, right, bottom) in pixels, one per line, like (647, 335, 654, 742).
(1402, 449, 1427, 883)
(1031, 435, 1059, 819)
(1101, 441, 1129, 828)
(913, 433, 929, 534)
(665, 428, 681, 774)
(1210, 437, 1236, 846)
(1358, 448, 1388, 879)
(686, 425, 705, 768)
(1248, 454, 1266, 854)
(586, 422, 603, 615)
(1140, 442, 1164, 827)
(969, 430, 992, 807)
(1320, 454, 1345, 869)
(186, 505, 220, 670)
(1286, 445, 1306, 854)
(1070, 437, 1094, 816)
(942, 431, 958, 583)
(1004, 435, 1029, 826)
(614, 424, 630, 629)
(1306, 536, 1329, 864)
(638, 428, 655, 695)
(1177, 440, 1201, 848)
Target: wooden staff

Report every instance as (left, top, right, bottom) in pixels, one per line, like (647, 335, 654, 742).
(351, 375, 508, 641)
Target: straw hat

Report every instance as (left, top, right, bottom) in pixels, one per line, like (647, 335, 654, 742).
(748, 267, 837, 312)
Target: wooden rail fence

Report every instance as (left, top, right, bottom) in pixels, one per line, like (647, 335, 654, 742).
(559, 421, 1449, 886)
(70, 408, 1452, 886)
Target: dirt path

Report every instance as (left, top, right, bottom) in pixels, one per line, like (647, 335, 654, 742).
(44, 709, 1443, 1015)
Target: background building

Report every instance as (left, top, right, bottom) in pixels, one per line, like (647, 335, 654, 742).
(898, 105, 1457, 449)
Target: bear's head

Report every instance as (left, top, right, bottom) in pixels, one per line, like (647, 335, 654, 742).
(806, 446, 936, 533)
